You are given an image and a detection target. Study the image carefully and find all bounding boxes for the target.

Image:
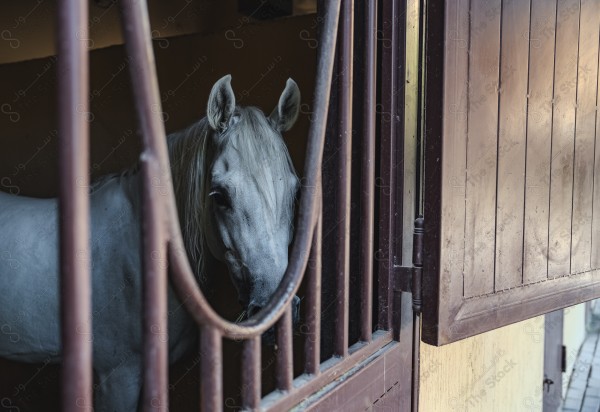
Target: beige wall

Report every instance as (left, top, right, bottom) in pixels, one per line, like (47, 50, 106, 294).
(420, 316, 545, 412)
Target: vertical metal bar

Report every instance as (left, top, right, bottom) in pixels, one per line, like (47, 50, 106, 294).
(57, 1, 92, 411)
(305, 201, 322, 375)
(241, 336, 261, 410)
(335, 0, 354, 358)
(140, 161, 168, 412)
(276, 305, 294, 391)
(200, 326, 223, 412)
(118, 1, 170, 409)
(377, 0, 399, 332)
(360, 0, 377, 343)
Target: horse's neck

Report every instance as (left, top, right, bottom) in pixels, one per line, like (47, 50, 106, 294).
(90, 172, 142, 221)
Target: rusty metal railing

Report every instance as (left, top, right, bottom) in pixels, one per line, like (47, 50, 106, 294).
(119, 0, 341, 408)
(57, 1, 93, 411)
(57, 0, 401, 410)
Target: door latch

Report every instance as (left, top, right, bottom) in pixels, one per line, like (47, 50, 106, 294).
(543, 376, 554, 393)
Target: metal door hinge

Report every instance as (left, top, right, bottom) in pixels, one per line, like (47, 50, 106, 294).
(392, 216, 424, 314)
(561, 345, 567, 373)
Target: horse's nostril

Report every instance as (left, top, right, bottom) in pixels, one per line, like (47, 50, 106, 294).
(247, 304, 262, 318)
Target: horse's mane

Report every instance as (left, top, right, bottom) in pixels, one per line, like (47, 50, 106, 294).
(167, 106, 298, 284)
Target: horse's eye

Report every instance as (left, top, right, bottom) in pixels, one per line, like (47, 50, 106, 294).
(209, 188, 231, 209)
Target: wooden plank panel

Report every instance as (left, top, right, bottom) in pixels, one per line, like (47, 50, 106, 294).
(523, 0, 557, 284)
(423, 0, 600, 346)
(548, 0, 580, 277)
(464, 0, 501, 297)
(495, 0, 531, 290)
(305, 343, 403, 411)
(571, 0, 600, 274)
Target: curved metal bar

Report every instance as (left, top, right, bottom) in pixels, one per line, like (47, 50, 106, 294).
(118, 0, 170, 408)
(167, 0, 341, 339)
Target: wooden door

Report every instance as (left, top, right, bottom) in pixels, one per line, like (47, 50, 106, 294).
(422, 0, 600, 345)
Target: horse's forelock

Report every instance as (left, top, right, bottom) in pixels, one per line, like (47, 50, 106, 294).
(221, 107, 298, 218)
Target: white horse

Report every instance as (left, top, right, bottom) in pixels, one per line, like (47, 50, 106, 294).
(0, 74, 301, 411)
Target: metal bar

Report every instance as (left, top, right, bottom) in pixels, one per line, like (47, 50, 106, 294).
(241, 336, 261, 410)
(200, 326, 223, 412)
(276, 305, 294, 391)
(118, 0, 170, 409)
(167, 0, 341, 340)
(304, 201, 322, 375)
(377, 0, 399, 331)
(335, 0, 354, 358)
(360, 0, 377, 343)
(57, 1, 92, 410)
(140, 160, 168, 411)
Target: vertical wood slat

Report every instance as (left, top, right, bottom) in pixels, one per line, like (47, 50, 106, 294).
(57, 1, 93, 410)
(464, 0, 502, 297)
(276, 305, 293, 391)
(494, 0, 531, 290)
(241, 336, 261, 410)
(523, 0, 558, 284)
(359, 0, 376, 343)
(436, 0, 469, 327)
(571, 0, 600, 274)
(335, 0, 353, 357)
(402, 0, 419, 267)
(118, 1, 170, 409)
(305, 205, 322, 375)
(593, 9, 600, 269)
(548, 0, 580, 277)
(200, 326, 223, 412)
(377, 0, 398, 332)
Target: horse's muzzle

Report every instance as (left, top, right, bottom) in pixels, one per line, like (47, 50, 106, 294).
(247, 296, 301, 345)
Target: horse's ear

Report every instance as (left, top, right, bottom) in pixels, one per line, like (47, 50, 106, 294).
(269, 78, 301, 132)
(207, 74, 236, 133)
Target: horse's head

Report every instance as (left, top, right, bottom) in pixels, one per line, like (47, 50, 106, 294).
(202, 75, 301, 329)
